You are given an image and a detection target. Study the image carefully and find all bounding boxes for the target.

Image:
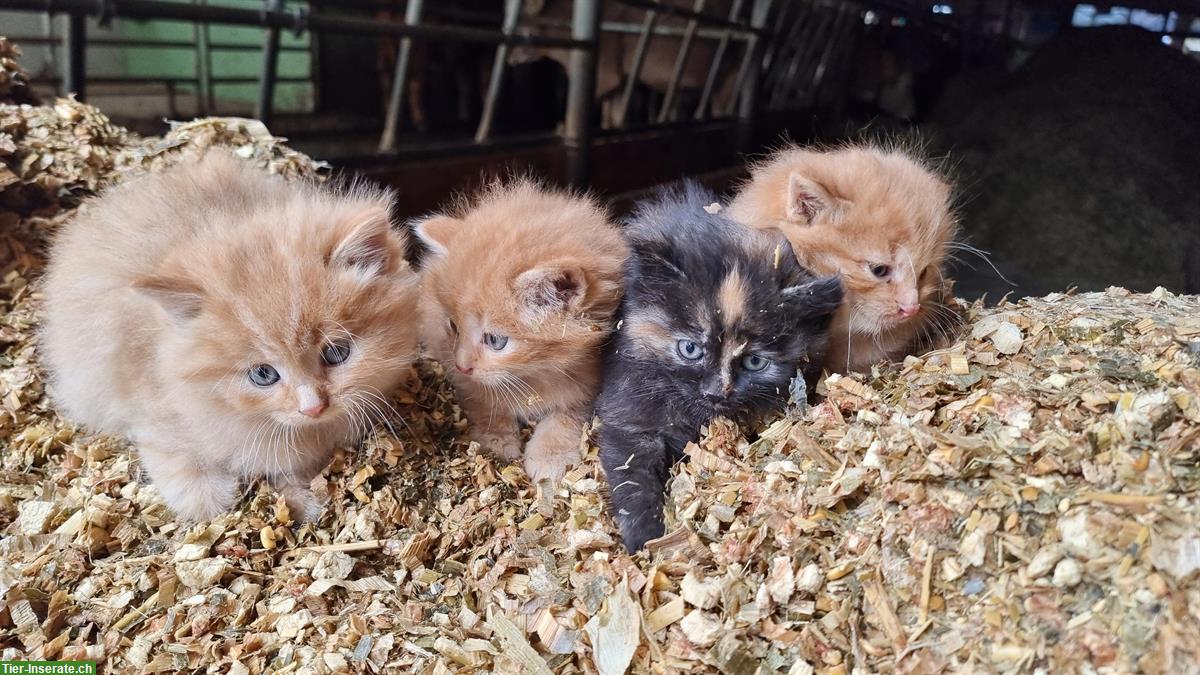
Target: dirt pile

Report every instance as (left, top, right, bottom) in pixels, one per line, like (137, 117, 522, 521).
(932, 26, 1200, 297)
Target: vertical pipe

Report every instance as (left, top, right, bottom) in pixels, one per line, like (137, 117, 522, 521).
(475, 0, 525, 144)
(656, 0, 705, 124)
(63, 11, 86, 100)
(694, 0, 743, 120)
(736, 0, 771, 153)
(255, 0, 284, 125)
(805, 7, 850, 104)
(194, 0, 213, 116)
(771, 6, 830, 108)
(379, 0, 426, 152)
(564, 0, 600, 188)
(761, 2, 811, 105)
(725, 0, 775, 117)
(310, 0, 323, 113)
(616, 2, 659, 128)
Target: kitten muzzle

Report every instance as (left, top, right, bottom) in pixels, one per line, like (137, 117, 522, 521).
(300, 401, 327, 418)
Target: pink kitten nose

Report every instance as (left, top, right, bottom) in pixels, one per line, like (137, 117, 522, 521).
(300, 401, 327, 418)
(898, 303, 920, 319)
(456, 363, 473, 375)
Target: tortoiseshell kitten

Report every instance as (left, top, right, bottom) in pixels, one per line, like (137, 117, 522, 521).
(597, 183, 843, 552)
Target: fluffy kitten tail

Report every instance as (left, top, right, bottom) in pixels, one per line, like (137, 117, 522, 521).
(598, 423, 672, 553)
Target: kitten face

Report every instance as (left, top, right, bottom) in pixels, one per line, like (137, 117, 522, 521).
(729, 145, 955, 339)
(416, 180, 627, 407)
(619, 185, 843, 423)
(140, 202, 418, 434)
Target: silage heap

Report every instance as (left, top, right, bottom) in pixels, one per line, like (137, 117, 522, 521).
(932, 26, 1200, 297)
(3, 45, 1200, 674)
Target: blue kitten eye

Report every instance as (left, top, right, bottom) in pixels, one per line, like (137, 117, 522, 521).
(741, 354, 769, 372)
(322, 340, 352, 366)
(676, 340, 703, 360)
(249, 364, 280, 387)
(870, 263, 892, 279)
(483, 333, 509, 351)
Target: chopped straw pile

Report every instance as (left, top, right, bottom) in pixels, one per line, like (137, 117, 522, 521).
(4, 59, 1200, 675)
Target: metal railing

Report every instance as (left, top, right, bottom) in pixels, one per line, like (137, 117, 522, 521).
(2, 0, 870, 185)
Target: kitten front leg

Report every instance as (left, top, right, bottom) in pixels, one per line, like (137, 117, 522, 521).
(599, 424, 672, 553)
(139, 446, 239, 522)
(459, 389, 523, 462)
(270, 473, 325, 524)
(523, 410, 586, 484)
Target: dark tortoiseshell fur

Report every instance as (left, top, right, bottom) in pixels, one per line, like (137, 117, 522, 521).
(597, 182, 843, 552)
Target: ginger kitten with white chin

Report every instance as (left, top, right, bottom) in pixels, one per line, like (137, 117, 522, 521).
(728, 143, 959, 373)
(415, 180, 628, 483)
(41, 152, 420, 522)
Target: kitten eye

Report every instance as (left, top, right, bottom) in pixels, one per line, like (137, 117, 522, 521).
(870, 264, 892, 279)
(447, 319, 458, 335)
(248, 364, 280, 387)
(676, 340, 703, 360)
(322, 340, 352, 366)
(483, 333, 509, 351)
(741, 354, 769, 372)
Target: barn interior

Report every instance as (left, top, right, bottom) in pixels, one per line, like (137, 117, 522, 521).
(5, 0, 1198, 297)
(2, 1, 1200, 673)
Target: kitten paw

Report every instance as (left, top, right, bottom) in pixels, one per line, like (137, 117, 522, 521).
(617, 511, 666, 553)
(523, 438, 581, 484)
(280, 485, 324, 523)
(165, 475, 239, 522)
(477, 433, 523, 462)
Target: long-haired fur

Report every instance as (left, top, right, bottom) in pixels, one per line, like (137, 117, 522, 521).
(598, 181, 842, 552)
(414, 178, 628, 482)
(41, 151, 421, 521)
(727, 141, 963, 373)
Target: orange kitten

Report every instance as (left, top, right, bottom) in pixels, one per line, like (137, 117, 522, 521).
(41, 152, 420, 521)
(415, 180, 628, 482)
(728, 143, 958, 372)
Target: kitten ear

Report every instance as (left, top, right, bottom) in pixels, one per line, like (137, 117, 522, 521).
(133, 272, 204, 322)
(786, 173, 832, 225)
(413, 215, 459, 256)
(515, 265, 587, 319)
(332, 207, 395, 277)
(782, 275, 844, 319)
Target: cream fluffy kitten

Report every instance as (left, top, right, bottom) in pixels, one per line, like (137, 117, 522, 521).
(728, 143, 958, 373)
(41, 152, 420, 521)
(415, 180, 628, 483)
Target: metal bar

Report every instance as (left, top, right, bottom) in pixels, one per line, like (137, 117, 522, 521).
(801, 6, 851, 105)
(255, 0, 283, 125)
(694, 0, 743, 120)
(2, 0, 588, 49)
(770, 6, 830, 109)
(194, 0, 213, 115)
(3, 35, 310, 51)
(565, 0, 601, 187)
(760, 2, 811, 102)
(736, 0, 771, 153)
(725, 0, 777, 116)
(616, 1, 660, 129)
(611, 0, 766, 33)
(475, 0, 524, 144)
(796, 6, 844, 97)
(308, 0, 322, 113)
(31, 75, 311, 84)
(379, 0, 426, 152)
(787, 7, 837, 104)
(657, 0, 705, 124)
(773, 4, 826, 104)
(63, 10, 86, 99)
